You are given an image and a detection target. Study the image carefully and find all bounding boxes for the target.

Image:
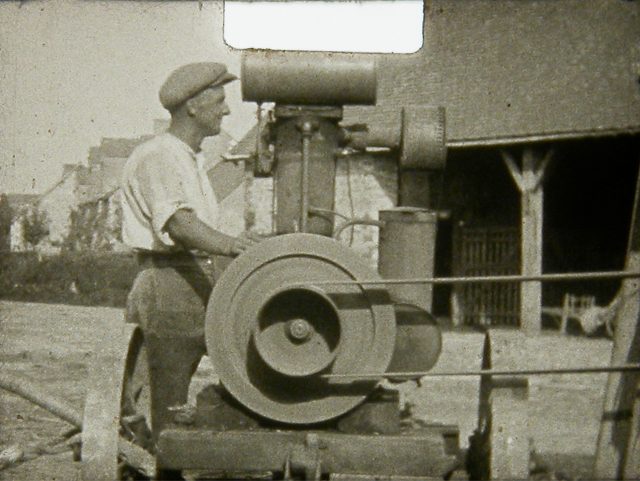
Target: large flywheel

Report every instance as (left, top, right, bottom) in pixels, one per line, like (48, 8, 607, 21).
(206, 233, 396, 424)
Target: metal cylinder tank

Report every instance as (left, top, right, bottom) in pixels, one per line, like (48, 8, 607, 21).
(241, 51, 377, 106)
(379, 208, 441, 377)
(378, 207, 438, 311)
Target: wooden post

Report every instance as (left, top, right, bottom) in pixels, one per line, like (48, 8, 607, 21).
(488, 376, 530, 479)
(451, 289, 462, 327)
(594, 166, 640, 479)
(623, 378, 640, 478)
(502, 148, 552, 334)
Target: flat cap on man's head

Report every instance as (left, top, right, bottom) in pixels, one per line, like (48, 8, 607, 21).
(159, 62, 237, 111)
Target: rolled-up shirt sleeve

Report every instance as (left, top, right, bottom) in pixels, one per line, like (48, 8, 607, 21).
(134, 152, 194, 247)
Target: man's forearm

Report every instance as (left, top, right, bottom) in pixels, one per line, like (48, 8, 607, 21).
(165, 209, 236, 256)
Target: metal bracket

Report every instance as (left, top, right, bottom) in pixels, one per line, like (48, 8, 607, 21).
(289, 433, 323, 480)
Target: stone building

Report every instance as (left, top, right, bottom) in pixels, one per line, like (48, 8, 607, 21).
(9, 135, 151, 251)
(68, 128, 239, 250)
(6, 193, 39, 251)
(8, 123, 239, 252)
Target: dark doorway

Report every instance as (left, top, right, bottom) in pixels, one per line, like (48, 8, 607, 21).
(544, 136, 639, 305)
(432, 147, 520, 318)
(432, 136, 639, 319)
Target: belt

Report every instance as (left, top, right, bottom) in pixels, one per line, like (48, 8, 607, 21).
(135, 251, 234, 277)
(136, 251, 213, 269)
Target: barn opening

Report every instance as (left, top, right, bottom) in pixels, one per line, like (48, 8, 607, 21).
(431, 136, 639, 327)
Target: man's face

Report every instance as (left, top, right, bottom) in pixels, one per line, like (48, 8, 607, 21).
(191, 86, 230, 136)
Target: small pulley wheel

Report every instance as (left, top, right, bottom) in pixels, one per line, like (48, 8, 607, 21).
(253, 285, 342, 377)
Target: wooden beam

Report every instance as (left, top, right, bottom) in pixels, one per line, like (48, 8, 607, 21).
(533, 149, 553, 191)
(501, 150, 525, 193)
(502, 149, 550, 334)
(520, 188, 543, 333)
(521, 149, 544, 334)
(594, 163, 640, 479)
(158, 429, 458, 477)
(623, 378, 640, 478)
(502, 148, 552, 194)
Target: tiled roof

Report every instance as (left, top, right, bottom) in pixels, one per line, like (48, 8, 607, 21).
(229, 125, 259, 158)
(88, 136, 152, 162)
(78, 187, 120, 206)
(5, 193, 39, 209)
(201, 130, 235, 169)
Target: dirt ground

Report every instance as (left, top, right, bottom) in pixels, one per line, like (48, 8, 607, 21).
(0, 301, 612, 480)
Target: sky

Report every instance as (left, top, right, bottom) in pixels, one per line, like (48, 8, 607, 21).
(224, 1, 422, 53)
(0, 0, 256, 194)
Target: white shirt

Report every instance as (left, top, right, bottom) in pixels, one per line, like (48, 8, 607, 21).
(121, 132, 219, 252)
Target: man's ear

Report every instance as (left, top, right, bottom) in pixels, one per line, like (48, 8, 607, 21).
(185, 97, 198, 117)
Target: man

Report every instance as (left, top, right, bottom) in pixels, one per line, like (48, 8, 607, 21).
(121, 62, 256, 439)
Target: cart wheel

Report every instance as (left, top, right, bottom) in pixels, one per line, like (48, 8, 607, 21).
(469, 331, 530, 480)
(82, 323, 154, 480)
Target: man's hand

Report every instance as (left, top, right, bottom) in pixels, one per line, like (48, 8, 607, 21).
(228, 234, 256, 256)
(228, 231, 271, 256)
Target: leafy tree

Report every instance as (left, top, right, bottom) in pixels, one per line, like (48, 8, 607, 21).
(23, 207, 49, 248)
(62, 209, 80, 251)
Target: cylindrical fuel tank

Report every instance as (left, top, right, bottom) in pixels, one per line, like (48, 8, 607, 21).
(242, 51, 377, 106)
(378, 208, 438, 311)
(378, 209, 442, 377)
(206, 234, 395, 425)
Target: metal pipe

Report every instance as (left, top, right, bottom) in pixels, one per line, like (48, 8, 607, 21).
(321, 364, 640, 381)
(334, 219, 384, 240)
(308, 207, 350, 221)
(299, 121, 313, 232)
(287, 270, 640, 288)
(274, 113, 336, 236)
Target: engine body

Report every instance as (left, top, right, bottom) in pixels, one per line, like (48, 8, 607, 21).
(155, 52, 455, 480)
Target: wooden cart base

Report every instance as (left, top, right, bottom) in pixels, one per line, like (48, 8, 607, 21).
(157, 427, 460, 480)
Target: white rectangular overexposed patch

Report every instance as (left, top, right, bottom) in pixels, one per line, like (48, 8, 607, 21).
(223, 1, 423, 53)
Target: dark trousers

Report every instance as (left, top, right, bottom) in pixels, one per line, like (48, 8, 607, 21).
(125, 254, 215, 440)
